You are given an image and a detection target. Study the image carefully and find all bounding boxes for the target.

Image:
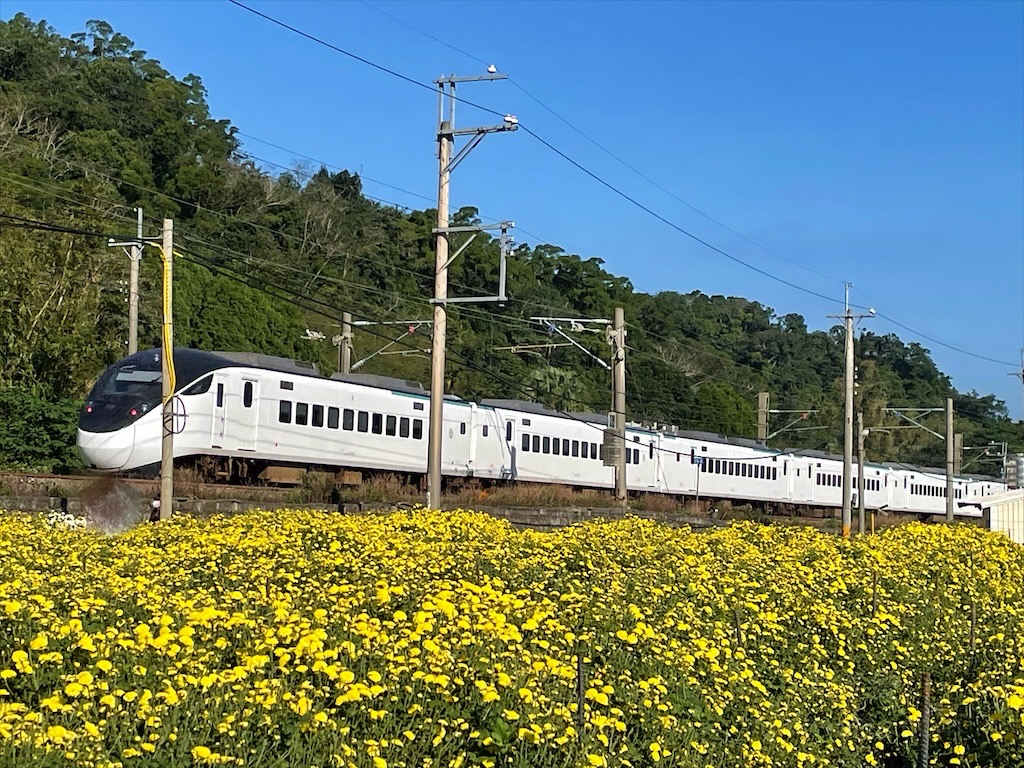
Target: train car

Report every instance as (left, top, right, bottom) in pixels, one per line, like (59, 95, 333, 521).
(78, 347, 1007, 514)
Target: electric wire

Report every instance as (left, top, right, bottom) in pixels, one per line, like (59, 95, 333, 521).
(356, 0, 844, 285)
(227, 0, 1024, 376)
(226, 0, 858, 308)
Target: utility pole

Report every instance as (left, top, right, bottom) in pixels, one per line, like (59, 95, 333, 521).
(828, 283, 873, 538)
(338, 312, 352, 374)
(953, 433, 963, 475)
(857, 411, 866, 535)
(159, 218, 174, 521)
(427, 71, 518, 509)
(107, 206, 144, 355)
(757, 392, 770, 445)
(945, 396, 954, 523)
(1011, 349, 1024, 423)
(612, 307, 627, 507)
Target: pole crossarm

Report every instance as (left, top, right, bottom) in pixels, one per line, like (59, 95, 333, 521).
(884, 407, 945, 441)
(530, 317, 611, 369)
(767, 414, 818, 441)
(427, 72, 517, 509)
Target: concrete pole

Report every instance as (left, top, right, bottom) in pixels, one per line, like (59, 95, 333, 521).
(159, 218, 174, 521)
(340, 311, 352, 374)
(946, 396, 954, 523)
(857, 410, 866, 535)
(427, 86, 452, 510)
(842, 307, 854, 538)
(757, 392, 769, 445)
(128, 206, 142, 355)
(612, 307, 627, 507)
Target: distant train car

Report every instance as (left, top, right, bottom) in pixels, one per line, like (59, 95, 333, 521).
(78, 348, 1007, 515)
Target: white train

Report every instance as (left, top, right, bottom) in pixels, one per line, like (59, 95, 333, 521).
(77, 348, 1007, 515)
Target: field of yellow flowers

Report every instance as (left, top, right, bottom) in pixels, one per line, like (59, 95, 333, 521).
(1, 508, 1022, 768)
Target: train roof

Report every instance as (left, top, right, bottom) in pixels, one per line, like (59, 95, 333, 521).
(212, 351, 320, 377)
(330, 372, 425, 396)
(480, 399, 607, 425)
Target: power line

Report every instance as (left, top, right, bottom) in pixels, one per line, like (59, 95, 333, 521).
(852, 286, 1018, 368)
(226, 0, 860, 310)
(229, 0, 1024, 378)
(357, 0, 843, 286)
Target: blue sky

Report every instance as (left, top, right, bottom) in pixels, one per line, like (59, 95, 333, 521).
(8, 0, 1024, 417)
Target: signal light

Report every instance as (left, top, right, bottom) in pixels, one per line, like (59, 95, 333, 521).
(130, 408, 138, 417)
(86, 405, 93, 413)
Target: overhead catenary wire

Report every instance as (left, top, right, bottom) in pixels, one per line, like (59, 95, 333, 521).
(356, 0, 844, 287)
(227, 0, 1022, 376)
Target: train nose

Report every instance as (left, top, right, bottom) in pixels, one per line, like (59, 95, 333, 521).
(77, 425, 135, 470)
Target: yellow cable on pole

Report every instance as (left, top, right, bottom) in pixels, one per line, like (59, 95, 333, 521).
(162, 245, 175, 398)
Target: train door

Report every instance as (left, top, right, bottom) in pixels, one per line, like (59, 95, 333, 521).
(237, 378, 259, 451)
(211, 374, 228, 448)
(502, 417, 517, 480)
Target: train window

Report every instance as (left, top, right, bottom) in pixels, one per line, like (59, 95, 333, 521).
(783, 462, 787, 476)
(343, 409, 354, 430)
(460, 423, 466, 435)
(633, 436, 640, 443)
(386, 415, 397, 436)
(581, 442, 589, 459)
(280, 381, 293, 391)
(599, 445, 604, 460)
(328, 407, 339, 429)
(243, 382, 254, 408)
(571, 440, 579, 458)
(216, 383, 224, 408)
(562, 439, 569, 455)
(414, 402, 424, 411)
(482, 425, 489, 437)
(625, 450, 631, 465)
(772, 468, 777, 481)
(505, 421, 513, 441)
(412, 419, 423, 440)
(357, 411, 369, 433)
(182, 375, 212, 395)
(649, 443, 654, 460)
(633, 449, 640, 464)
(543, 436, 550, 454)
(553, 439, 560, 456)
(279, 400, 292, 423)
(295, 403, 309, 426)
(312, 405, 324, 427)
(372, 413, 383, 434)
(522, 434, 530, 451)
(522, 418, 531, 426)
(400, 417, 410, 438)
(532, 435, 540, 452)
(591, 443, 598, 459)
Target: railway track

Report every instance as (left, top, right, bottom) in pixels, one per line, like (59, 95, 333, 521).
(0, 471, 295, 502)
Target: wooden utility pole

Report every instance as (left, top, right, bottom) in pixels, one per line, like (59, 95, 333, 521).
(857, 410, 866, 535)
(757, 392, 769, 445)
(159, 218, 174, 521)
(828, 284, 873, 538)
(339, 311, 352, 374)
(128, 207, 142, 355)
(612, 307, 627, 506)
(946, 396, 954, 523)
(426, 72, 517, 509)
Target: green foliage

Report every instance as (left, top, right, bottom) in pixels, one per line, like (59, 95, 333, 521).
(0, 388, 82, 471)
(0, 12, 1021, 472)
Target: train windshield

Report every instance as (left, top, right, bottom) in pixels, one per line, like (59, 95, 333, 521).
(92, 360, 163, 401)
